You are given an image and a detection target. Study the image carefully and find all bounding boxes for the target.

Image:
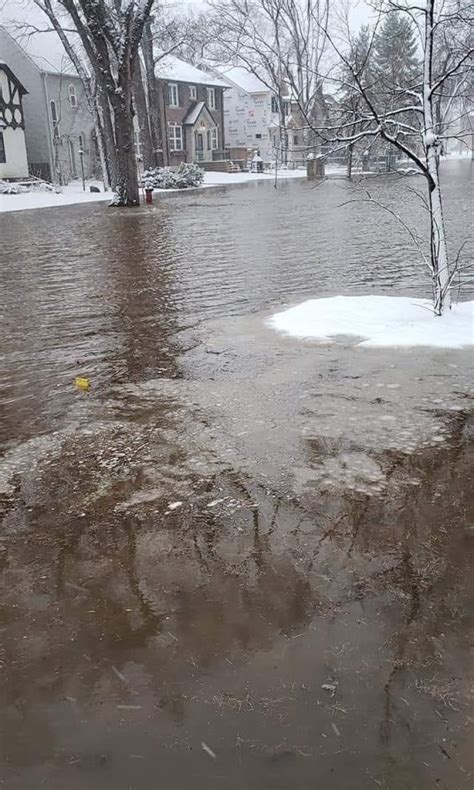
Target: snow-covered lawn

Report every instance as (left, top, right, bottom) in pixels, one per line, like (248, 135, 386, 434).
(0, 169, 307, 214)
(268, 295, 474, 348)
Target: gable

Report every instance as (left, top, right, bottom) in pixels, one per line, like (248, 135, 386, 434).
(0, 63, 27, 130)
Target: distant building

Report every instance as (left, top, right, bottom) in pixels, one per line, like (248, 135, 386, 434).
(154, 57, 228, 167)
(217, 67, 282, 164)
(0, 62, 28, 178)
(0, 26, 97, 182)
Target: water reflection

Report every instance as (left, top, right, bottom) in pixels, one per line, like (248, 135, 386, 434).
(1, 162, 472, 446)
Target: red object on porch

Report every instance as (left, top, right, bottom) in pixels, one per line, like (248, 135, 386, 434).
(145, 188, 153, 204)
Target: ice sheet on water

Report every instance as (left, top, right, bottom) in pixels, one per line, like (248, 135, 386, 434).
(268, 295, 474, 349)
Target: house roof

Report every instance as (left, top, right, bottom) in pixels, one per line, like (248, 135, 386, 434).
(182, 102, 218, 128)
(0, 61, 28, 93)
(155, 55, 228, 88)
(0, 21, 81, 77)
(182, 101, 206, 125)
(217, 66, 269, 94)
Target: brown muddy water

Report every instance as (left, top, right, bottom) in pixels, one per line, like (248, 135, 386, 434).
(0, 162, 473, 789)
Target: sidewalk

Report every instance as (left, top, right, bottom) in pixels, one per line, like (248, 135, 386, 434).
(0, 169, 307, 214)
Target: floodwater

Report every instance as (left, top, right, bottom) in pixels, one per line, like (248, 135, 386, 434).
(0, 161, 473, 789)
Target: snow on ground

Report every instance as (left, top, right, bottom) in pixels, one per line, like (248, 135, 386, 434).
(268, 295, 474, 349)
(0, 180, 111, 213)
(0, 170, 307, 214)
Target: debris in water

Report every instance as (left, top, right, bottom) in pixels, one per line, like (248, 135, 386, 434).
(201, 741, 217, 760)
(74, 377, 90, 391)
(321, 682, 338, 697)
(207, 499, 225, 508)
(111, 665, 128, 683)
(331, 722, 341, 737)
(167, 501, 183, 511)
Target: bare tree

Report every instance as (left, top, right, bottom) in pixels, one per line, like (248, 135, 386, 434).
(5, 4, 116, 188)
(50, 0, 156, 206)
(313, 0, 473, 315)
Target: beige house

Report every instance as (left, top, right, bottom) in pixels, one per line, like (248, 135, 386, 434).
(0, 61, 28, 178)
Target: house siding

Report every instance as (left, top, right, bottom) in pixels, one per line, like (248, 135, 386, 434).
(43, 72, 96, 182)
(0, 27, 97, 182)
(222, 82, 279, 162)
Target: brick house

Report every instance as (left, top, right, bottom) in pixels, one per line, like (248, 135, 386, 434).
(155, 57, 228, 166)
(0, 26, 97, 183)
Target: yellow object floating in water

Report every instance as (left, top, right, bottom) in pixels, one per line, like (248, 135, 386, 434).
(74, 377, 90, 391)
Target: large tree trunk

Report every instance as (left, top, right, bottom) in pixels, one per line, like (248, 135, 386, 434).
(109, 71, 140, 206)
(95, 85, 117, 189)
(132, 58, 155, 170)
(423, 0, 450, 315)
(142, 18, 163, 166)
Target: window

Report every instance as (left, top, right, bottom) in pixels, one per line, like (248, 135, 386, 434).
(50, 99, 58, 124)
(207, 126, 218, 150)
(68, 83, 77, 108)
(169, 124, 183, 151)
(293, 134, 299, 145)
(189, 85, 197, 100)
(255, 133, 262, 139)
(0, 132, 6, 164)
(207, 87, 216, 110)
(168, 83, 179, 107)
(271, 96, 279, 113)
(78, 133, 84, 152)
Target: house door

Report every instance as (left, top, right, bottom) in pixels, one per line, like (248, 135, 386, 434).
(68, 140, 77, 177)
(194, 131, 204, 161)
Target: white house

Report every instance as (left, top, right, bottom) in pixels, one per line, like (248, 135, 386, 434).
(0, 62, 28, 179)
(217, 66, 282, 164)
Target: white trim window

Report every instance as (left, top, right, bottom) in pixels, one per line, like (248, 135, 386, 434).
(207, 87, 216, 110)
(168, 124, 183, 152)
(189, 85, 197, 100)
(207, 127, 218, 150)
(68, 83, 77, 108)
(168, 83, 179, 107)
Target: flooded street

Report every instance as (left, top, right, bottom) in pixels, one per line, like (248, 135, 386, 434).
(1, 162, 473, 789)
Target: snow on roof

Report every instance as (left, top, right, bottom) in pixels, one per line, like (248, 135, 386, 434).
(0, 0, 84, 77)
(183, 101, 205, 125)
(17, 30, 79, 75)
(155, 56, 228, 88)
(217, 66, 269, 94)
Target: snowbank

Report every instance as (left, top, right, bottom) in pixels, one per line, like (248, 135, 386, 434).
(268, 295, 474, 349)
(0, 180, 111, 213)
(0, 170, 307, 214)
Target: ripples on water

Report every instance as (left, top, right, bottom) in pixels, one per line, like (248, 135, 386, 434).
(0, 161, 472, 445)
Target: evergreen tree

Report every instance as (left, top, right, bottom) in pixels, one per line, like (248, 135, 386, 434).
(373, 13, 420, 107)
(338, 25, 375, 176)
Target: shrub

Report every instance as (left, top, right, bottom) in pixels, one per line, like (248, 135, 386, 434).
(143, 162, 205, 190)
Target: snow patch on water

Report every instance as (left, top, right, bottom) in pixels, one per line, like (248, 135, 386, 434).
(268, 295, 474, 348)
